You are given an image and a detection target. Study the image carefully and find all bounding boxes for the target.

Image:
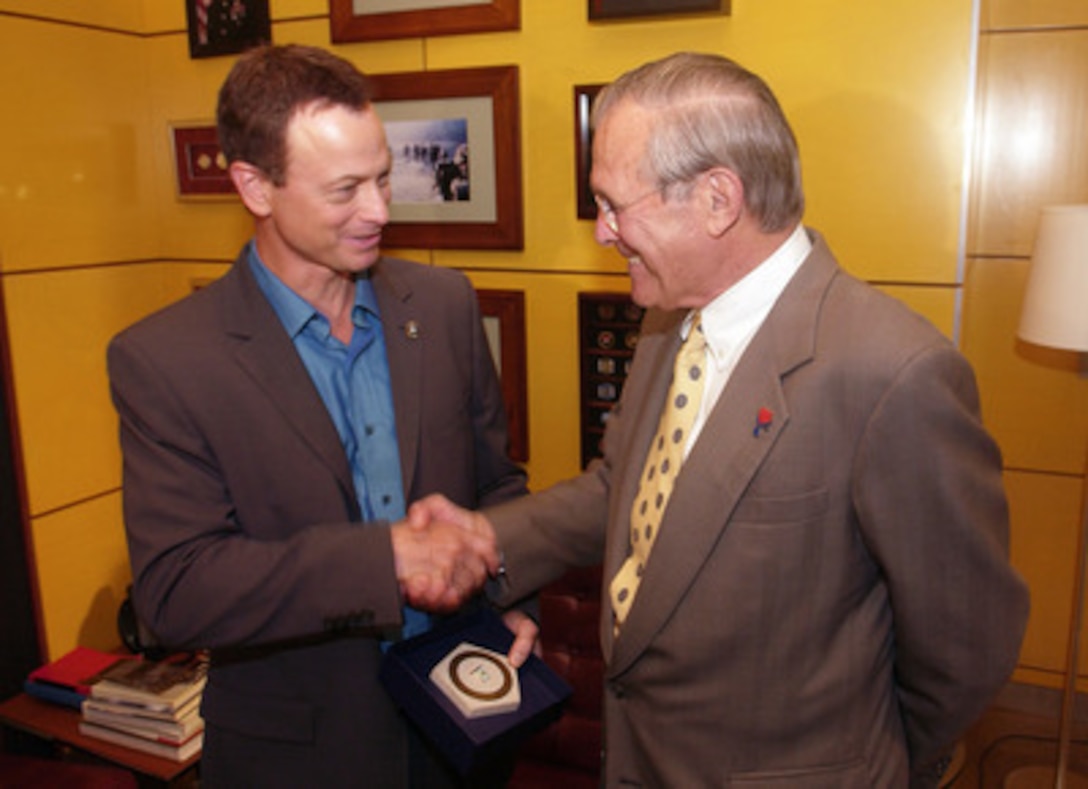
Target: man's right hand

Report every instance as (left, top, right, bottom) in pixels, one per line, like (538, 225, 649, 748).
(390, 507, 499, 612)
(406, 495, 538, 668)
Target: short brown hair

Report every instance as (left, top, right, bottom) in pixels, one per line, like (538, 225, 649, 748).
(216, 44, 372, 185)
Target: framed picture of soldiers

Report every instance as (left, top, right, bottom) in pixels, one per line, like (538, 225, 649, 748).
(369, 66, 523, 250)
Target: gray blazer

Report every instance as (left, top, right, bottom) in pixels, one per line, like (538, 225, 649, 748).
(107, 249, 527, 787)
(489, 231, 1028, 788)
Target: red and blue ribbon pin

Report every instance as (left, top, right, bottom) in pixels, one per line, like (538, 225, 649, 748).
(753, 407, 774, 437)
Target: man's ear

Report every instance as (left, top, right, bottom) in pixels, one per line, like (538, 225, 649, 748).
(703, 167, 744, 237)
(229, 161, 273, 217)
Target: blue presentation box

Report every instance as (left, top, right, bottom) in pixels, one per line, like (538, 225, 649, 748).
(380, 607, 572, 775)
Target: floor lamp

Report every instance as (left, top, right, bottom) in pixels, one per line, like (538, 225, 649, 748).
(1016, 204, 1088, 789)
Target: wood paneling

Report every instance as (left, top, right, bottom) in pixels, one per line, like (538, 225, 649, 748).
(983, 0, 1088, 31)
(1006, 470, 1086, 683)
(961, 257, 1087, 475)
(967, 4, 1088, 693)
(969, 28, 1088, 258)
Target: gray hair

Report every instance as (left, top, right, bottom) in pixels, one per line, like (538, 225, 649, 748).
(593, 52, 804, 232)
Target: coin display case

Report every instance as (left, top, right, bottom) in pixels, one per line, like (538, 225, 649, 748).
(578, 292, 644, 468)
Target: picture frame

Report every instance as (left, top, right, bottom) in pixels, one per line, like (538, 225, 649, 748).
(170, 123, 235, 198)
(578, 292, 643, 469)
(574, 84, 605, 221)
(329, 0, 519, 43)
(370, 65, 523, 250)
(588, 0, 728, 20)
(476, 289, 529, 462)
(185, 0, 271, 59)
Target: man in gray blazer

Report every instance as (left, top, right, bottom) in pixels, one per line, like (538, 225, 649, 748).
(419, 52, 1029, 787)
(107, 45, 530, 787)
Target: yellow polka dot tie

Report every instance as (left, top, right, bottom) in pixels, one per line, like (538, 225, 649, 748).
(610, 313, 706, 630)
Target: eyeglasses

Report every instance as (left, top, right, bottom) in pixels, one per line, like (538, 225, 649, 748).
(594, 187, 661, 234)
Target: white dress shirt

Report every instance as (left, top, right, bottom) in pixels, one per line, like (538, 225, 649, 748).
(683, 224, 812, 457)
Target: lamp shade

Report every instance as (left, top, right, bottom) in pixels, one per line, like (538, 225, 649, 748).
(1018, 204, 1088, 353)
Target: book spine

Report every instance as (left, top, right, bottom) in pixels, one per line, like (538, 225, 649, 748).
(77, 721, 201, 762)
(23, 679, 86, 710)
(86, 691, 174, 714)
(81, 697, 200, 722)
(81, 708, 202, 740)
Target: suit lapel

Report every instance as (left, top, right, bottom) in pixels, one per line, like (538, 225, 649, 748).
(608, 232, 839, 674)
(219, 255, 357, 507)
(609, 331, 790, 672)
(370, 260, 423, 497)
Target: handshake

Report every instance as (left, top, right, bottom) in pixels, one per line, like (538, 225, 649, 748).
(390, 494, 496, 613)
(390, 495, 537, 666)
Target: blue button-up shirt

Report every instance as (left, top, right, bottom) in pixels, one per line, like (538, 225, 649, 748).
(248, 244, 427, 638)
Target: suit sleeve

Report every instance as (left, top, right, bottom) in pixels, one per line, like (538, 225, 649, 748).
(107, 333, 405, 651)
(486, 383, 628, 603)
(852, 343, 1029, 781)
(483, 309, 667, 605)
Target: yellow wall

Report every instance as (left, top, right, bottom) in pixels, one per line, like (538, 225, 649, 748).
(0, 0, 1067, 681)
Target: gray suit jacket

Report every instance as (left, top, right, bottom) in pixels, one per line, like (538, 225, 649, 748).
(489, 231, 1028, 788)
(107, 249, 527, 787)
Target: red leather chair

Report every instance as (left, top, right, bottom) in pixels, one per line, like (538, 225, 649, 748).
(508, 565, 603, 788)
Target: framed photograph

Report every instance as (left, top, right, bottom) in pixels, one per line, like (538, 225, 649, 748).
(170, 123, 235, 198)
(589, 0, 728, 20)
(186, 0, 272, 59)
(370, 65, 523, 250)
(330, 0, 519, 43)
(476, 289, 528, 462)
(575, 84, 605, 220)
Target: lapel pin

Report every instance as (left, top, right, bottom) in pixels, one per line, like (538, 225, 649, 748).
(404, 320, 421, 340)
(753, 407, 774, 437)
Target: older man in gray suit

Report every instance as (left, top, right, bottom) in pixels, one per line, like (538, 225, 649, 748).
(418, 52, 1029, 788)
(108, 45, 532, 788)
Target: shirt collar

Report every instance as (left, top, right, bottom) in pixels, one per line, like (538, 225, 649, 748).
(696, 223, 811, 366)
(247, 242, 378, 338)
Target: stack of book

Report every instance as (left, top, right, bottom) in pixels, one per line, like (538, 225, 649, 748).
(77, 652, 208, 763)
